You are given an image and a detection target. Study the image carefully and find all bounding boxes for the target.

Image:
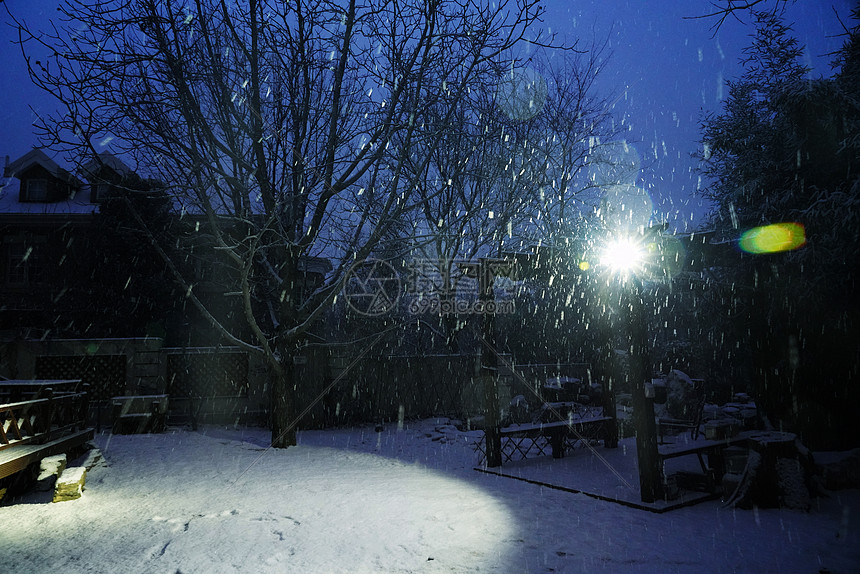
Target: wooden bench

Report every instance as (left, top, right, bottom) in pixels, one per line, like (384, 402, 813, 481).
(657, 433, 751, 492)
(477, 411, 615, 465)
(111, 395, 168, 434)
(0, 387, 93, 482)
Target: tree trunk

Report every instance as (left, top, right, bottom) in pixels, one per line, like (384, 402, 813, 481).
(724, 431, 812, 510)
(270, 360, 298, 448)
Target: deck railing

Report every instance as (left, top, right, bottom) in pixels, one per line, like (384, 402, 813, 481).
(0, 387, 89, 451)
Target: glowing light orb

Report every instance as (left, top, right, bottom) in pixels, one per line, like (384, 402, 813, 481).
(599, 184, 654, 232)
(601, 238, 645, 274)
(578, 260, 591, 271)
(589, 140, 641, 186)
(495, 67, 547, 122)
(647, 235, 686, 280)
(739, 223, 806, 254)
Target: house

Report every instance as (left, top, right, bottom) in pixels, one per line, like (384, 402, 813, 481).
(1, 148, 332, 344)
(80, 151, 136, 203)
(1, 148, 335, 424)
(0, 149, 95, 336)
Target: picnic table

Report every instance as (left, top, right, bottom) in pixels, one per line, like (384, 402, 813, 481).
(477, 402, 615, 464)
(656, 432, 752, 492)
(111, 394, 168, 434)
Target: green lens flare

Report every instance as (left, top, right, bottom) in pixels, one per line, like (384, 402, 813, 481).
(739, 223, 806, 254)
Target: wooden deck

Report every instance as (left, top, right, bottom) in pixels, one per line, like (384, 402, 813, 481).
(0, 428, 94, 479)
(0, 382, 93, 481)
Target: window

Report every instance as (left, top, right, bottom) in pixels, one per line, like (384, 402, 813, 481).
(2, 238, 45, 287)
(24, 179, 49, 201)
(4, 243, 30, 286)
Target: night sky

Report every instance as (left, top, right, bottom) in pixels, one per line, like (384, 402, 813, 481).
(1, 0, 853, 229)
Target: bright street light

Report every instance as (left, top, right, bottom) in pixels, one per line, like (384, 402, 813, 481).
(601, 237, 645, 275)
(598, 231, 663, 503)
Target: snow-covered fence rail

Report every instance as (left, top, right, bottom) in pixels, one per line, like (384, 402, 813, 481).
(0, 387, 93, 481)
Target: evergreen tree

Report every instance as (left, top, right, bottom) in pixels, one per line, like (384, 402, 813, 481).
(698, 11, 860, 449)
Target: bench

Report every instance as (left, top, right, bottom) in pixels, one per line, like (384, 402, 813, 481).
(657, 433, 751, 492)
(477, 410, 615, 465)
(0, 388, 93, 483)
(111, 395, 168, 434)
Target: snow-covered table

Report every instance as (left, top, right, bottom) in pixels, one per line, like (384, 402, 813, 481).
(476, 414, 615, 465)
(656, 432, 752, 491)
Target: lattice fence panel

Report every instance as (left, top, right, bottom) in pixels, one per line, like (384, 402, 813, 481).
(166, 352, 249, 398)
(35, 354, 126, 401)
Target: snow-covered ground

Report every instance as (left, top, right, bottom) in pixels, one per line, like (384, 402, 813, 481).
(1, 419, 858, 573)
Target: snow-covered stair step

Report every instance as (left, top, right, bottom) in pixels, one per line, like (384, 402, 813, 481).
(36, 454, 67, 492)
(53, 466, 87, 503)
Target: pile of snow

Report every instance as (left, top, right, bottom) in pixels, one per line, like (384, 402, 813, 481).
(0, 419, 858, 573)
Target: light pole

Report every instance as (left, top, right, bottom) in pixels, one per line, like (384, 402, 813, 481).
(601, 235, 663, 503)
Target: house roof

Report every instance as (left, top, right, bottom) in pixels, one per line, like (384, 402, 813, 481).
(0, 148, 108, 216)
(80, 152, 135, 181)
(0, 178, 97, 216)
(3, 148, 83, 187)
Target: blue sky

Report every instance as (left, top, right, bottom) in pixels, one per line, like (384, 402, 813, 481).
(548, 0, 853, 228)
(1, 0, 853, 229)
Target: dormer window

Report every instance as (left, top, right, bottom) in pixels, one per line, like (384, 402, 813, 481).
(24, 179, 49, 201)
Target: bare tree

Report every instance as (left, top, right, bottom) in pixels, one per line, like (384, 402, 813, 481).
(686, 0, 792, 32)
(13, 0, 555, 447)
(393, 44, 616, 351)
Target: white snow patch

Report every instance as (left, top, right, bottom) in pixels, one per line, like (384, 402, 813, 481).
(0, 420, 857, 573)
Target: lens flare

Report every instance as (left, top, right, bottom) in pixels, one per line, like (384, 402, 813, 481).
(495, 67, 547, 121)
(739, 223, 806, 254)
(601, 238, 645, 274)
(599, 184, 653, 232)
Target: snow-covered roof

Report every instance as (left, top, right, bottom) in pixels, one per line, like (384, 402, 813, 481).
(3, 148, 83, 186)
(80, 152, 135, 181)
(0, 178, 97, 216)
(0, 148, 101, 216)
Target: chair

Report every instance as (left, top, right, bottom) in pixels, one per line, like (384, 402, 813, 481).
(657, 379, 705, 444)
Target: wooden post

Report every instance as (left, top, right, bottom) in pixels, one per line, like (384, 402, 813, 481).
(79, 383, 91, 431)
(480, 258, 502, 468)
(40, 387, 55, 444)
(626, 284, 663, 503)
(603, 388, 619, 449)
